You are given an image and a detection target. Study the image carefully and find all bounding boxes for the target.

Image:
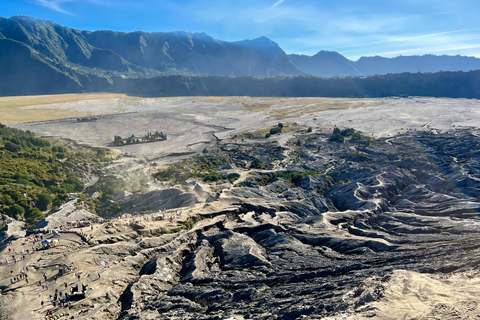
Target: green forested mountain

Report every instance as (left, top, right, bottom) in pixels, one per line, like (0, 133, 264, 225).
(1, 15, 480, 98)
(107, 71, 480, 99)
(0, 16, 302, 79)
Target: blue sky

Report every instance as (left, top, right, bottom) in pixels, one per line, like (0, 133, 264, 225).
(1, 0, 479, 60)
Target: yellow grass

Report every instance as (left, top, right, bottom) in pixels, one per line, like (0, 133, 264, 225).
(0, 93, 132, 124)
(1, 109, 93, 125)
(271, 102, 351, 119)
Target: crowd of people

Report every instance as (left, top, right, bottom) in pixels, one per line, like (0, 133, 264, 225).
(0, 219, 103, 319)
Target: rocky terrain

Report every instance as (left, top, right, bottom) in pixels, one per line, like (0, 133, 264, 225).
(1, 96, 480, 319)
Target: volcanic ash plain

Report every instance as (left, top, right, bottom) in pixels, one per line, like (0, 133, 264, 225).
(1, 96, 480, 319)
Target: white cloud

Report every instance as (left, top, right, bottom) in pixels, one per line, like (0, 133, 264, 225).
(33, 0, 74, 15)
(268, 0, 285, 10)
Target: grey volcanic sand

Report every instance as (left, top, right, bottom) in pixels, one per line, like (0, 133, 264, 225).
(2, 96, 480, 320)
(12, 97, 480, 160)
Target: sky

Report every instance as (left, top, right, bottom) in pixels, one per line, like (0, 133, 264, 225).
(1, 0, 479, 60)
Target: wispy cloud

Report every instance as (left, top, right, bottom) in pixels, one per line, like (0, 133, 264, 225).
(268, 0, 285, 10)
(326, 27, 480, 52)
(33, 0, 74, 15)
(32, 0, 111, 15)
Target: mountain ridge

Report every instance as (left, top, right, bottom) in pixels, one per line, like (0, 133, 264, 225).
(1, 15, 480, 96)
(288, 51, 480, 77)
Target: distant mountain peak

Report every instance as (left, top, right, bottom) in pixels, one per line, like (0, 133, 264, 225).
(0, 15, 479, 87)
(234, 36, 280, 47)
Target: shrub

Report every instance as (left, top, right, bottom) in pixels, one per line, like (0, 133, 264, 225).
(340, 128, 356, 137)
(329, 134, 344, 143)
(203, 174, 220, 183)
(114, 135, 124, 145)
(307, 127, 313, 132)
(250, 158, 262, 169)
(227, 173, 240, 182)
(270, 127, 282, 135)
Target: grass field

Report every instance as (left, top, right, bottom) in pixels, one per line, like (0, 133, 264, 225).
(0, 94, 382, 125)
(0, 93, 129, 124)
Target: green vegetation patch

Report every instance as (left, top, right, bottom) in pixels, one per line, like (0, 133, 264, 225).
(255, 170, 332, 188)
(154, 156, 231, 183)
(0, 123, 110, 224)
(329, 127, 372, 145)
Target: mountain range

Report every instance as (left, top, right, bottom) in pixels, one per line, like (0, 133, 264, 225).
(1, 15, 480, 96)
(289, 51, 480, 77)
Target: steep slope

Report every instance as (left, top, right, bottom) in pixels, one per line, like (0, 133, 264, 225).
(0, 16, 302, 77)
(84, 31, 303, 77)
(289, 51, 360, 77)
(0, 16, 140, 72)
(0, 38, 82, 95)
(231, 37, 303, 76)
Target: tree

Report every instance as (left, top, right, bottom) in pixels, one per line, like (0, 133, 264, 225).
(65, 176, 84, 192)
(8, 204, 25, 219)
(37, 193, 53, 211)
(25, 207, 42, 224)
(4, 141, 21, 152)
